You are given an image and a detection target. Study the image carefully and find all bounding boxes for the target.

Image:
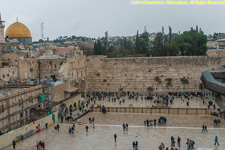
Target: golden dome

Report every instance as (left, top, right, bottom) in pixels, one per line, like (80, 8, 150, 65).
(5, 22, 31, 38)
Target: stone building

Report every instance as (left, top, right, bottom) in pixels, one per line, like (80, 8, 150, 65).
(38, 50, 65, 80)
(216, 39, 225, 49)
(0, 14, 5, 44)
(0, 85, 45, 133)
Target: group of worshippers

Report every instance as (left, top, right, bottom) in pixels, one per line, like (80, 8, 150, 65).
(69, 123, 75, 134)
(202, 125, 208, 132)
(132, 141, 138, 150)
(214, 119, 221, 126)
(158, 136, 181, 150)
(122, 123, 129, 131)
(186, 138, 195, 150)
(144, 116, 167, 126)
(36, 141, 46, 150)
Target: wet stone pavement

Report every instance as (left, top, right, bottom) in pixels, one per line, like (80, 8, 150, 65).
(4, 112, 225, 150)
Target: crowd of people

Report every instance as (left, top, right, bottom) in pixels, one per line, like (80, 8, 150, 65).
(36, 141, 46, 150)
(144, 116, 167, 126)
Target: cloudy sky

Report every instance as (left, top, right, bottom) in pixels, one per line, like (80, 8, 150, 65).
(0, 0, 224, 41)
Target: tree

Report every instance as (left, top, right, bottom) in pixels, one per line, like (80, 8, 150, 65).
(152, 32, 166, 56)
(135, 31, 141, 54)
(93, 40, 103, 55)
(93, 41, 98, 55)
(135, 32, 151, 56)
(168, 29, 207, 56)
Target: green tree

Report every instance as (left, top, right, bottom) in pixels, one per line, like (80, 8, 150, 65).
(93, 40, 103, 55)
(135, 31, 141, 54)
(93, 41, 98, 55)
(152, 32, 166, 56)
(168, 29, 207, 56)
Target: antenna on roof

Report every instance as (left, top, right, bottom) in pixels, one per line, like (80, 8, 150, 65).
(41, 22, 44, 40)
(16, 17, 18, 22)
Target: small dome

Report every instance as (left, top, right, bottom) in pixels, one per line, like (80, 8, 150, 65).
(5, 22, 31, 38)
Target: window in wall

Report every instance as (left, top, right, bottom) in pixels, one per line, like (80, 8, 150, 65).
(1, 105, 4, 113)
(2, 74, 5, 78)
(77, 72, 78, 78)
(20, 112, 23, 118)
(81, 71, 82, 77)
(12, 71, 14, 74)
(55, 64, 57, 68)
(7, 74, 9, 77)
(25, 72, 27, 79)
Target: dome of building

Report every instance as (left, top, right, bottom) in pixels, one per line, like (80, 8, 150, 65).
(5, 22, 31, 38)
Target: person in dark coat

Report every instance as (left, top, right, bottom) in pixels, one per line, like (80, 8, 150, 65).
(114, 134, 117, 142)
(12, 140, 16, 149)
(57, 124, 60, 131)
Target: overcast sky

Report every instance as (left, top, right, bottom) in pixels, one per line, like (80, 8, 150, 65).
(0, 0, 225, 41)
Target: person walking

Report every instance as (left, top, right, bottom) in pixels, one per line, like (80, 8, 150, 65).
(123, 123, 126, 131)
(85, 125, 89, 132)
(136, 141, 138, 150)
(45, 123, 48, 129)
(132, 141, 136, 150)
(177, 136, 181, 147)
(126, 123, 128, 131)
(72, 123, 75, 131)
(57, 124, 60, 132)
(12, 140, 16, 149)
(214, 136, 219, 146)
(114, 133, 117, 142)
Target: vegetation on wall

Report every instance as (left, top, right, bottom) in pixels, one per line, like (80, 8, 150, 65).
(165, 78, 172, 86)
(180, 78, 189, 84)
(147, 86, 154, 92)
(96, 73, 100, 77)
(154, 76, 162, 84)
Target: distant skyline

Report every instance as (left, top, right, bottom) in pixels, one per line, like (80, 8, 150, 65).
(0, 0, 225, 41)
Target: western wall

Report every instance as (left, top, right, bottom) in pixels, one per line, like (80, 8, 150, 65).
(86, 54, 225, 94)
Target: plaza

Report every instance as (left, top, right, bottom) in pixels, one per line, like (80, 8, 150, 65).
(3, 94, 224, 150)
(3, 112, 224, 150)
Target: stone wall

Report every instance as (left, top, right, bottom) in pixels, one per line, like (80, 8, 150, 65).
(52, 81, 70, 103)
(59, 55, 87, 80)
(86, 55, 224, 94)
(18, 59, 39, 82)
(0, 66, 17, 82)
(38, 58, 65, 79)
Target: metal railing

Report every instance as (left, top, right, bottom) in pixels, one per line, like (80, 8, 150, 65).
(91, 107, 209, 115)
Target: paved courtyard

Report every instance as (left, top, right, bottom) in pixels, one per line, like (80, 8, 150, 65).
(91, 96, 217, 109)
(4, 112, 225, 150)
